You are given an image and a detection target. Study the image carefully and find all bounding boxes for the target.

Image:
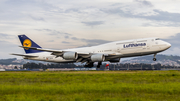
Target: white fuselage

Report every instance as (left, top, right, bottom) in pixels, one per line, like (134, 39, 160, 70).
(25, 38, 171, 63)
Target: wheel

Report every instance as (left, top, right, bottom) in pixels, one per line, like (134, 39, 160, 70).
(153, 58, 156, 61)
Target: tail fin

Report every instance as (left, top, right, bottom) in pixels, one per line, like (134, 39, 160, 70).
(18, 35, 42, 54)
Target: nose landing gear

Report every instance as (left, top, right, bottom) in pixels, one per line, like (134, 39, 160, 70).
(153, 53, 157, 61)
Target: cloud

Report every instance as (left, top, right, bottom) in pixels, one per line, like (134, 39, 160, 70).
(0, 0, 180, 58)
(102, 2, 180, 26)
(71, 36, 111, 46)
(0, 33, 15, 41)
(142, 22, 180, 27)
(64, 8, 82, 13)
(64, 36, 69, 39)
(103, 8, 180, 22)
(47, 40, 54, 42)
(0, 33, 13, 38)
(134, 0, 153, 7)
(35, 29, 72, 36)
(164, 33, 180, 48)
(71, 37, 78, 40)
(81, 21, 104, 27)
(29, 15, 45, 21)
(142, 10, 180, 22)
(62, 41, 70, 44)
(0, 40, 22, 59)
(162, 33, 180, 56)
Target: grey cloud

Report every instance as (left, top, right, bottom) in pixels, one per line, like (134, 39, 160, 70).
(102, 5, 180, 24)
(143, 10, 180, 22)
(0, 33, 14, 39)
(35, 29, 72, 36)
(81, 21, 104, 26)
(47, 40, 54, 42)
(64, 36, 69, 39)
(43, 29, 52, 32)
(134, 0, 153, 7)
(0, 0, 59, 22)
(62, 41, 70, 44)
(142, 22, 180, 27)
(64, 8, 82, 13)
(4, 0, 57, 11)
(0, 40, 22, 59)
(34, 29, 42, 31)
(0, 33, 11, 38)
(71, 37, 78, 40)
(71, 36, 111, 46)
(81, 38, 110, 44)
(161, 33, 180, 55)
(29, 15, 45, 21)
(142, 23, 152, 27)
(5, 0, 37, 5)
(82, 39, 111, 46)
(164, 33, 180, 48)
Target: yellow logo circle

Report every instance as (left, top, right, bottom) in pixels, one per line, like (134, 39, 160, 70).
(23, 39, 32, 50)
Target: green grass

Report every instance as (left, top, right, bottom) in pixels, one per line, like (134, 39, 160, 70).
(0, 71, 180, 101)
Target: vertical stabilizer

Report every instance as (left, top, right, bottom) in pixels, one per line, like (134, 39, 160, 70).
(18, 35, 42, 54)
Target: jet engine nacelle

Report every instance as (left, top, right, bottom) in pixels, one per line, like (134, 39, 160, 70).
(63, 52, 78, 60)
(91, 54, 105, 62)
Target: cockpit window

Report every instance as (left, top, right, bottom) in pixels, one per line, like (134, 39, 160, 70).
(155, 38, 160, 40)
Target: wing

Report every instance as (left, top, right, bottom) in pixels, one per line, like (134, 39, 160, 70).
(19, 46, 122, 63)
(19, 46, 91, 58)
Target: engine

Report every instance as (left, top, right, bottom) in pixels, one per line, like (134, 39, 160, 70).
(109, 58, 120, 63)
(91, 54, 105, 62)
(63, 52, 78, 60)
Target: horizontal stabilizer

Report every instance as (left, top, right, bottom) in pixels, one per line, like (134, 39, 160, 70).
(10, 53, 38, 57)
(20, 46, 90, 55)
(19, 46, 63, 53)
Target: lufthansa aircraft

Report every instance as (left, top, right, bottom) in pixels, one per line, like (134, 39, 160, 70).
(11, 35, 171, 68)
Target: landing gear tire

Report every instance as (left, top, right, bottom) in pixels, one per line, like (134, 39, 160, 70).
(153, 58, 156, 61)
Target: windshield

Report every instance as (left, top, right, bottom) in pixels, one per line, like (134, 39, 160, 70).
(155, 38, 160, 40)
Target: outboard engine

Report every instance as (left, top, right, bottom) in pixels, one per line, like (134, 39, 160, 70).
(91, 54, 105, 62)
(63, 52, 78, 60)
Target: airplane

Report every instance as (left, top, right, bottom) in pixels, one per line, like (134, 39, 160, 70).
(11, 35, 171, 68)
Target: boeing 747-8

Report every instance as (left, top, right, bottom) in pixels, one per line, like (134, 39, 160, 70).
(11, 35, 171, 68)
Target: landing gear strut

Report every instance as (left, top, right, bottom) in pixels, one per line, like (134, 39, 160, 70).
(153, 53, 157, 61)
(97, 62, 102, 68)
(84, 62, 94, 67)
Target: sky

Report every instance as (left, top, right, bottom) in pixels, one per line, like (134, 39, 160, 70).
(0, 0, 180, 59)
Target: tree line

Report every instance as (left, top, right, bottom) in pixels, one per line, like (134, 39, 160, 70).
(22, 62, 179, 70)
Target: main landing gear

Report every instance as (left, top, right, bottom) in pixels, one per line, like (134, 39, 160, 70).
(84, 62, 94, 67)
(84, 62, 102, 68)
(97, 62, 102, 68)
(153, 53, 157, 61)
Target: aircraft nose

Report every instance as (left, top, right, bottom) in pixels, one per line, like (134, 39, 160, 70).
(166, 42, 171, 48)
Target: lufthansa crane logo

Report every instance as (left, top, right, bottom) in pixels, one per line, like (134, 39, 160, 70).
(23, 39, 32, 50)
